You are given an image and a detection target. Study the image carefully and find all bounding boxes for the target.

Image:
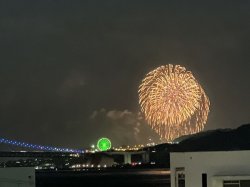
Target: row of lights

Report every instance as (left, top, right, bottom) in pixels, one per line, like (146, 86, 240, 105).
(85, 142, 157, 152)
(113, 143, 157, 151)
(70, 164, 107, 168)
(0, 138, 84, 153)
(0, 137, 159, 154)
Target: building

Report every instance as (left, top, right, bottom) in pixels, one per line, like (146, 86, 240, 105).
(0, 167, 35, 187)
(170, 150, 250, 187)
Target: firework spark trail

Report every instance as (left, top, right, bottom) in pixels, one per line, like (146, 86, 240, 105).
(139, 64, 210, 141)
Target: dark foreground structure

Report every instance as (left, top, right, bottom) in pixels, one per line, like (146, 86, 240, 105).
(36, 169, 170, 187)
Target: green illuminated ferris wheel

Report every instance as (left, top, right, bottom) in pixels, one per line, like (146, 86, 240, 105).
(97, 137, 112, 151)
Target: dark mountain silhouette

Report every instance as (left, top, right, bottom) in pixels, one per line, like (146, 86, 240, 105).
(176, 123, 250, 151)
(148, 124, 250, 167)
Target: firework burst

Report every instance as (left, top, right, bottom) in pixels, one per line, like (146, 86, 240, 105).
(139, 64, 210, 141)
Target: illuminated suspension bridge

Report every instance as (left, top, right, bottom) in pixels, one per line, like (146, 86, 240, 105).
(0, 138, 84, 153)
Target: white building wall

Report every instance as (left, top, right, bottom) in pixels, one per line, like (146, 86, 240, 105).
(170, 150, 250, 187)
(0, 167, 35, 187)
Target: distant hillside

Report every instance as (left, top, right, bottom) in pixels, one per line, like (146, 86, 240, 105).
(175, 123, 250, 151)
(147, 124, 250, 167)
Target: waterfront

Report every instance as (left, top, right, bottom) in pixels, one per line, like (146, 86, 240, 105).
(36, 169, 170, 187)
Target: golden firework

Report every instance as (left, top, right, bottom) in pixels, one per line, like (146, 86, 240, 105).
(138, 64, 210, 141)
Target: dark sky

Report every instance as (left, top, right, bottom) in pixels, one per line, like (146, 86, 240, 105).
(0, 1, 250, 149)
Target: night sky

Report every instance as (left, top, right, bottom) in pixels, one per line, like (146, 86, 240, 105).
(0, 1, 250, 149)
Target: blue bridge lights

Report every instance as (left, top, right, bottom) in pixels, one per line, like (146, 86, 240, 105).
(0, 138, 84, 153)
